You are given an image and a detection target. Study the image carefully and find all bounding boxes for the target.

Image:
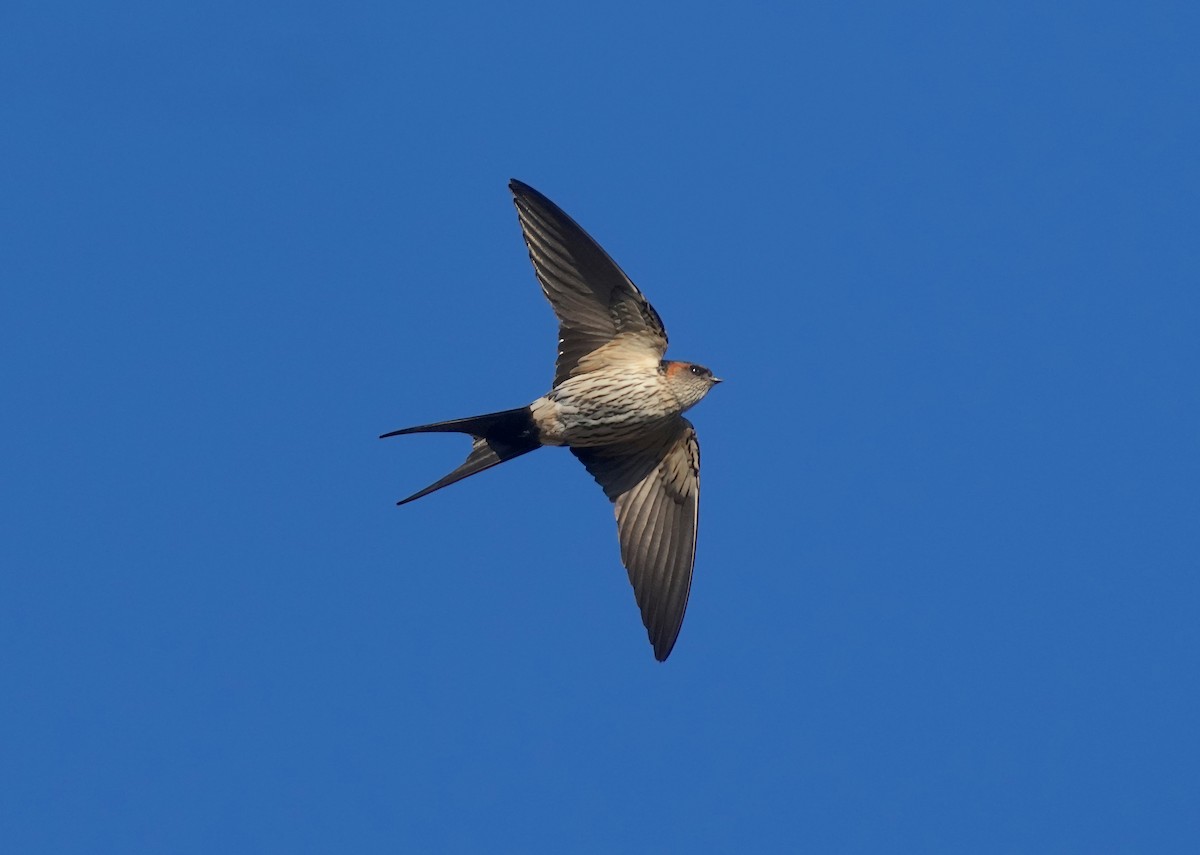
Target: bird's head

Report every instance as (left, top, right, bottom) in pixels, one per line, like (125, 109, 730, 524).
(663, 361, 722, 410)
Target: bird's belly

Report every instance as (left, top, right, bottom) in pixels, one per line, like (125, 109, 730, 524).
(531, 373, 678, 447)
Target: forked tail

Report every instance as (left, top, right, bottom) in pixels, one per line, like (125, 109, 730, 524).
(380, 406, 542, 505)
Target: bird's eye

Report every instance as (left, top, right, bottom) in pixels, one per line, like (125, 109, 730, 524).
(690, 365, 704, 376)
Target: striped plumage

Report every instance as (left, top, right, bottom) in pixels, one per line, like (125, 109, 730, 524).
(530, 363, 705, 447)
(381, 180, 720, 661)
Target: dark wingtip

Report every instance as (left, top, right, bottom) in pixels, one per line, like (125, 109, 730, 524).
(509, 178, 551, 207)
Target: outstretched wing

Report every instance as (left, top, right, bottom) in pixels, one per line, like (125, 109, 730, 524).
(510, 179, 669, 387)
(572, 418, 700, 661)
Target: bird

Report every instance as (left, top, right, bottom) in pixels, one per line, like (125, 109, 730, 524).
(381, 179, 720, 661)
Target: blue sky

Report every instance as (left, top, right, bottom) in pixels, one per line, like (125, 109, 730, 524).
(3, 2, 1198, 852)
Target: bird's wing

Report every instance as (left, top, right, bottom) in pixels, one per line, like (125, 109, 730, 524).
(572, 418, 700, 661)
(510, 179, 669, 388)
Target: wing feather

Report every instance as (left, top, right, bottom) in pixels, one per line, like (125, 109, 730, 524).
(572, 419, 701, 661)
(510, 179, 669, 387)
